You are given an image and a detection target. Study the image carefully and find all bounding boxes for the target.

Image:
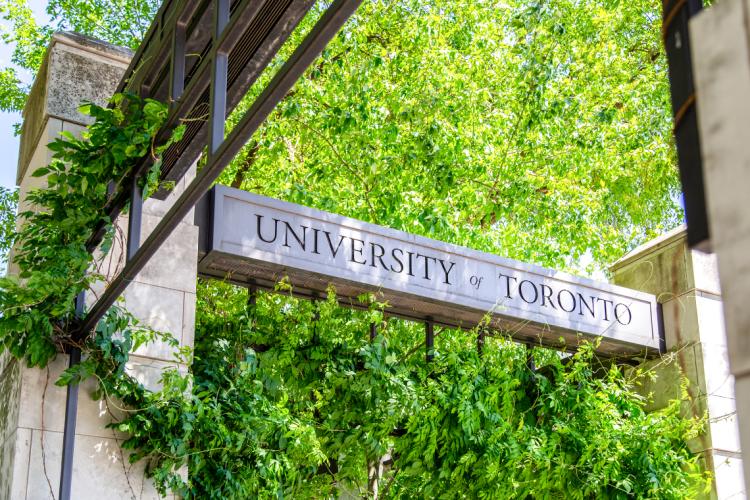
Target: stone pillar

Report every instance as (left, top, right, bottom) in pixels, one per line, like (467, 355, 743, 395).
(1, 32, 198, 499)
(689, 1, 750, 494)
(690, 0, 750, 492)
(611, 227, 745, 499)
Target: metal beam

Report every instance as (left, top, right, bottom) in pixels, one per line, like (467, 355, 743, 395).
(84, 0, 315, 255)
(126, 177, 143, 261)
(77, 0, 363, 338)
(425, 321, 435, 362)
(59, 292, 85, 500)
(661, 0, 706, 249)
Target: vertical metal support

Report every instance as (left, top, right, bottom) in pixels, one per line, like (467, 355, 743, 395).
(477, 329, 485, 356)
(662, 0, 706, 249)
(311, 292, 321, 342)
(425, 320, 434, 362)
(247, 286, 257, 307)
(170, 24, 187, 103)
(209, 0, 231, 155)
(526, 346, 536, 373)
(657, 302, 666, 354)
(369, 323, 377, 342)
(59, 291, 85, 500)
(126, 177, 143, 261)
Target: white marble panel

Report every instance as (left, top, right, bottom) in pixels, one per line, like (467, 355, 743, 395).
(126, 356, 187, 393)
(123, 282, 184, 361)
(699, 343, 736, 400)
(713, 451, 746, 500)
(17, 357, 127, 440)
(25, 430, 165, 500)
(135, 214, 199, 295)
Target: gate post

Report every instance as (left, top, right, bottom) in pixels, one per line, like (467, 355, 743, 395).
(611, 227, 745, 498)
(688, 0, 750, 495)
(1, 32, 198, 499)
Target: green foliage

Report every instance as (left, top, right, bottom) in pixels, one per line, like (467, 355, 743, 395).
(44, 278, 699, 498)
(0, 186, 17, 263)
(0, 0, 154, 113)
(221, 0, 681, 272)
(0, 93, 179, 367)
(120, 282, 700, 499)
(0, 0, 51, 72)
(391, 342, 704, 498)
(46, 0, 158, 50)
(0, 1, 708, 498)
(2, 0, 681, 269)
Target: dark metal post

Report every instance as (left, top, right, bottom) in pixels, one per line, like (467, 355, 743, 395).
(526, 346, 536, 373)
(369, 323, 377, 342)
(477, 329, 485, 356)
(661, 0, 706, 249)
(170, 24, 186, 102)
(209, 0, 230, 156)
(425, 320, 434, 362)
(127, 177, 143, 261)
(59, 291, 85, 500)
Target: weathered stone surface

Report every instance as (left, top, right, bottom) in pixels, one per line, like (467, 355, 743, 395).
(124, 282, 185, 360)
(16, 356, 129, 441)
(0, 428, 31, 500)
(630, 353, 685, 413)
(143, 164, 197, 219)
(661, 295, 701, 349)
(612, 227, 745, 497)
(126, 357, 187, 393)
(16, 118, 62, 214)
(25, 430, 167, 500)
(16, 33, 130, 184)
(136, 214, 199, 295)
(0, 359, 20, 446)
(4, 30, 198, 499)
(182, 292, 197, 348)
(611, 226, 693, 301)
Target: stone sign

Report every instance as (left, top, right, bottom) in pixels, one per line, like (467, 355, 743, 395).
(197, 186, 661, 357)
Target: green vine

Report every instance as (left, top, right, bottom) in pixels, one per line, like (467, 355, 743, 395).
(0, 92, 182, 366)
(0, 94, 710, 499)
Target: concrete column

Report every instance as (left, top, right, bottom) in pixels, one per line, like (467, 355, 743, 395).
(611, 227, 745, 499)
(1, 32, 198, 499)
(689, 0, 750, 495)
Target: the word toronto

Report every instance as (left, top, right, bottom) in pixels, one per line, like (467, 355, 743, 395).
(497, 273, 633, 326)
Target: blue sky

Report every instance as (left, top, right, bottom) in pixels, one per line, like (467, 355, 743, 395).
(0, 0, 48, 189)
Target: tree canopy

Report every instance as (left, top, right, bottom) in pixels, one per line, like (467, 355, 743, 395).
(2, 0, 681, 271)
(0, 0, 703, 498)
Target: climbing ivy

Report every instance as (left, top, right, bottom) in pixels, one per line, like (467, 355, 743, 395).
(0, 0, 713, 495)
(0, 92, 182, 366)
(0, 86, 710, 498)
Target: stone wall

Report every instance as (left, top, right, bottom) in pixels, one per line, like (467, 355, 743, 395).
(2, 32, 198, 499)
(690, 0, 750, 494)
(612, 227, 745, 499)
